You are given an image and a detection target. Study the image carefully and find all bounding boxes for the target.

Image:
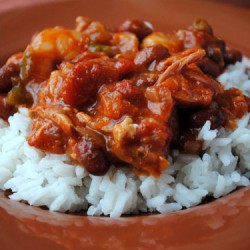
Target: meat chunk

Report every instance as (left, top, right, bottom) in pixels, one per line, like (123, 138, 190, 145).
(28, 117, 66, 153)
(158, 65, 223, 108)
(37, 55, 134, 107)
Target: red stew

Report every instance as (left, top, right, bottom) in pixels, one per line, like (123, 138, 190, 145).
(0, 18, 247, 176)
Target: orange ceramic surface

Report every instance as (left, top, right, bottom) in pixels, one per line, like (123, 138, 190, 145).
(0, 0, 250, 249)
(1, 187, 250, 250)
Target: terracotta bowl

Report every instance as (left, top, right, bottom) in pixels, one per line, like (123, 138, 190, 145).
(0, 1, 250, 249)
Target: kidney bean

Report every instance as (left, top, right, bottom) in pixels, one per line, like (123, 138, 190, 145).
(73, 136, 110, 176)
(0, 64, 19, 93)
(118, 19, 153, 40)
(208, 39, 226, 52)
(216, 88, 248, 119)
(0, 96, 16, 120)
(244, 96, 250, 112)
(206, 46, 224, 64)
(134, 45, 169, 69)
(179, 131, 203, 154)
(188, 108, 226, 129)
(223, 49, 242, 64)
(198, 57, 221, 78)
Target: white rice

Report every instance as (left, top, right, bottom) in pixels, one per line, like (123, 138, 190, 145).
(0, 60, 250, 218)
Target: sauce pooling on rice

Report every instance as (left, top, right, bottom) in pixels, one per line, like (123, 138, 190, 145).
(0, 18, 248, 176)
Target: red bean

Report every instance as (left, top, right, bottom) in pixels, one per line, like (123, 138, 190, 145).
(0, 64, 19, 93)
(208, 39, 226, 52)
(0, 53, 22, 93)
(0, 96, 16, 120)
(187, 107, 226, 129)
(206, 46, 224, 64)
(179, 131, 203, 154)
(216, 88, 248, 119)
(198, 57, 221, 78)
(244, 96, 250, 113)
(73, 136, 109, 176)
(118, 19, 153, 40)
(223, 49, 242, 64)
(134, 45, 169, 69)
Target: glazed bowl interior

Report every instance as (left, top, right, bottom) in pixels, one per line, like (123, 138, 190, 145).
(1, 0, 250, 249)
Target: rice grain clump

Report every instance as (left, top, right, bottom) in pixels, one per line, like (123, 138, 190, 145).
(0, 61, 249, 217)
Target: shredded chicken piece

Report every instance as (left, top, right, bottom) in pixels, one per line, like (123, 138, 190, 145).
(157, 48, 206, 83)
(30, 105, 76, 135)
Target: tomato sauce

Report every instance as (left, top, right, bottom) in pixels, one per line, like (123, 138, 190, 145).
(0, 18, 246, 176)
